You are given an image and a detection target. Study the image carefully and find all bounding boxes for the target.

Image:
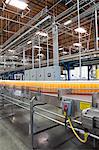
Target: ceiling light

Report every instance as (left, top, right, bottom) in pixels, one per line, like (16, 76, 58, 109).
(34, 46, 42, 49)
(13, 56, 18, 59)
(27, 41, 32, 45)
(74, 27, 87, 33)
(94, 54, 97, 57)
(8, 49, 14, 53)
(5, 0, 28, 10)
(62, 51, 68, 54)
(36, 31, 48, 37)
(59, 48, 64, 51)
(73, 43, 82, 47)
(64, 20, 72, 26)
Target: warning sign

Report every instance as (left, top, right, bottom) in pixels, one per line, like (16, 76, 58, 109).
(80, 101, 91, 110)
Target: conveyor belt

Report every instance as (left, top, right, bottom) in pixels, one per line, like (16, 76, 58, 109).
(0, 81, 99, 95)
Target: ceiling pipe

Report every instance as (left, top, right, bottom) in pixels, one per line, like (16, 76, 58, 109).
(0, 7, 32, 20)
(0, 16, 33, 27)
(57, 1, 98, 24)
(5, 2, 99, 53)
(1, 15, 51, 53)
(2, 7, 48, 49)
(9, 8, 96, 54)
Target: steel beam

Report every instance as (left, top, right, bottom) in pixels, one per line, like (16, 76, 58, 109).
(23, 47, 26, 66)
(47, 34, 49, 66)
(95, 8, 98, 50)
(77, 0, 82, 79)
(0, 16, 32, 27)
(32, 39, 34, 69)
(2, 7, 48, 49)
(2, 15, 51, 53)
(52, 24, 59, 66)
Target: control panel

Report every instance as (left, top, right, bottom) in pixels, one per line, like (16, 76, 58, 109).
(61, 97, 74, 117)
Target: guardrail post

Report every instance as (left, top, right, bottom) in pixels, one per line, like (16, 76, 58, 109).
(30, 97, 35, 149)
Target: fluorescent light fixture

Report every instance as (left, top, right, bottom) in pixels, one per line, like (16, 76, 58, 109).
(73, 43, 82, 47)
(97, 37, 99, 40)
(27, 41, 32, 45)
(5, 0, 28, 10)
(36, 31, 48, 37)
(34, 46, 42, 49)
(64, 20, 72, 26)
(94, 54, 96, 57)
(8, 49, 14, 53)
(13, 56, 18, 59)
(59, 48, 64, 51)
(74, 27, 87, 33)
(62, 51, 68, 54)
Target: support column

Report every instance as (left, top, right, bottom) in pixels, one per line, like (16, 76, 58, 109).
(88, 65, 92, 80)
(47, 34, 49, 66)
(23, 47, 25, 66)
(63, 63, 67, 80)
(4, 55, 6, 69)
(77, 0, 82, 79)
(12, 62, 15, 69)
(38, 35, 41, 68)
(95, 7, 98, 50)
(88, 66, 90, 80)
(52, 24, 59, 66)
(32, 39, 34, 69)
(67, 63, 70, 80)
(30, 99, 34, 149)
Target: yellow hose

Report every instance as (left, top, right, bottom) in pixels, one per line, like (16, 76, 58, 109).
(68, 117, 88, 143)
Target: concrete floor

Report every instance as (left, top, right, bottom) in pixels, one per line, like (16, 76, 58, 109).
(0, 107, 99, 150)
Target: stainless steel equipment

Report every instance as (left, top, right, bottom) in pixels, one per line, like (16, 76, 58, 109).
(82, 92, 99, 134)
(82, 108, 99, 132)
